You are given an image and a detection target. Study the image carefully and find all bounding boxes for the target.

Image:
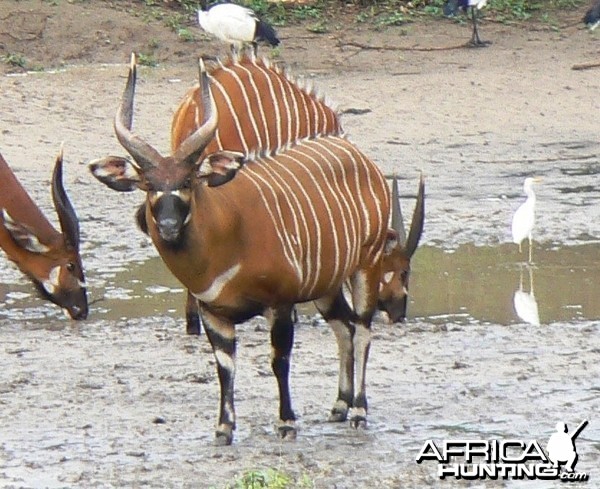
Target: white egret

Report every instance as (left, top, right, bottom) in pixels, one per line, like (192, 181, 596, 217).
(443, 0, 490, 47)
(511, 177, 540, 263)
(197, 3, 280, 57)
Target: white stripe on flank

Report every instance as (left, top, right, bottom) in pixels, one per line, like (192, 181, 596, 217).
(265, 155, 322, 296)
(241, 169, 301, 280)
(193, 263, 241, 303)
(272, 148, 332, 292)
(307, 138, 363, 271)
(297, 91, 311, 139)
(263, 155, 315, 295)
(315, 143, 356, 277)
(328, 140, 364, 236)
(249, 160, 305, 283)
(285, 74, 302, 142)
(221, 65, 263, 149)
(320, 97, 329, 133)
(235, 63, 271, 150)
(254, 64, 282, 150)
(210, 77, 249, 154)
(270, 73, 293, 146)
(308, 93, 320, 135)
(299, 140, 355, 282)
(326, 137, 388, 259)
(285, 144, 343, 291)
(316, 95, 328, 134)
(214, 128, 224, 150)
(252, 62, 280, 145)
(350, 144, 389, 258)
(292, 90, 302, 141)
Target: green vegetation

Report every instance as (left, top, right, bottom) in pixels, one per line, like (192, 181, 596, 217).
(3, 0, 582, 73)
(218, 468, 314, 489)
(159, 0, 202, 12)
(377, 10, 405, 26)
(0, 53, 45, 72)
(137, 52, 158, 67)
(350, 0, 587, 26)
(165, 12, 198, 40)
(41, 0, 96, 4)
(170, 0, 586, 34)
(1, 52, 27, 69)
(128, 0, 588, 43)
(148, 38, 161, 50)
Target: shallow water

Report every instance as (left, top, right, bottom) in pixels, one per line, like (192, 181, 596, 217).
(3, 243, 600, 328)
(410, 243, 600, 326)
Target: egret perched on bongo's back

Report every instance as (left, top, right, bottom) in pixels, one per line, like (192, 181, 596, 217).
(197, 2, 280, 57)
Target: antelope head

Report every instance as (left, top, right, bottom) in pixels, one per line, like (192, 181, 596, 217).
(379, 174, 425, 323)
(1, 148, 88, 319)
(89, 54, 241, 248)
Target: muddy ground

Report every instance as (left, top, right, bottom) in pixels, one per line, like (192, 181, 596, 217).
(1, 1, 599, 487)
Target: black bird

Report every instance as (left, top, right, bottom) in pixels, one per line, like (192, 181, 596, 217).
(584, 0, 600, 30)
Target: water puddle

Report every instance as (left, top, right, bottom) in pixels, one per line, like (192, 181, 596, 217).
(410, 243, 600, 326)
(0, 258, 185, 322)
(1, 243, 599, 326)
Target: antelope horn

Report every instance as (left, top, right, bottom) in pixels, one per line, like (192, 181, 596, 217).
(404, 172, 425, 258)
(51, 144, 80, 251)
(197, 57, 212, 124)
(114, 53, 164, 171)
(391, 176, 407, 245)
(173, 57, 219, 168)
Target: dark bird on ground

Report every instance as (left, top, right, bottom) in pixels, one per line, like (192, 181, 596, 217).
(444, 0, 490, 47)
(198, 3, 280, 57)
(584, 0, 600, 30)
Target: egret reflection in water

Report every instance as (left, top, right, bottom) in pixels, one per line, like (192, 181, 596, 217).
(513, 264, 540, 326)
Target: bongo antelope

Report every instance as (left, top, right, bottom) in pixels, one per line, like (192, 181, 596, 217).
(380, 175, 424, 323)
(0, 148, 87, 319)
(91, 55, 392, 445)
(171, 55, 341, 155)
(93, 55, 424, 332)
(173, 55, 340, 333)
